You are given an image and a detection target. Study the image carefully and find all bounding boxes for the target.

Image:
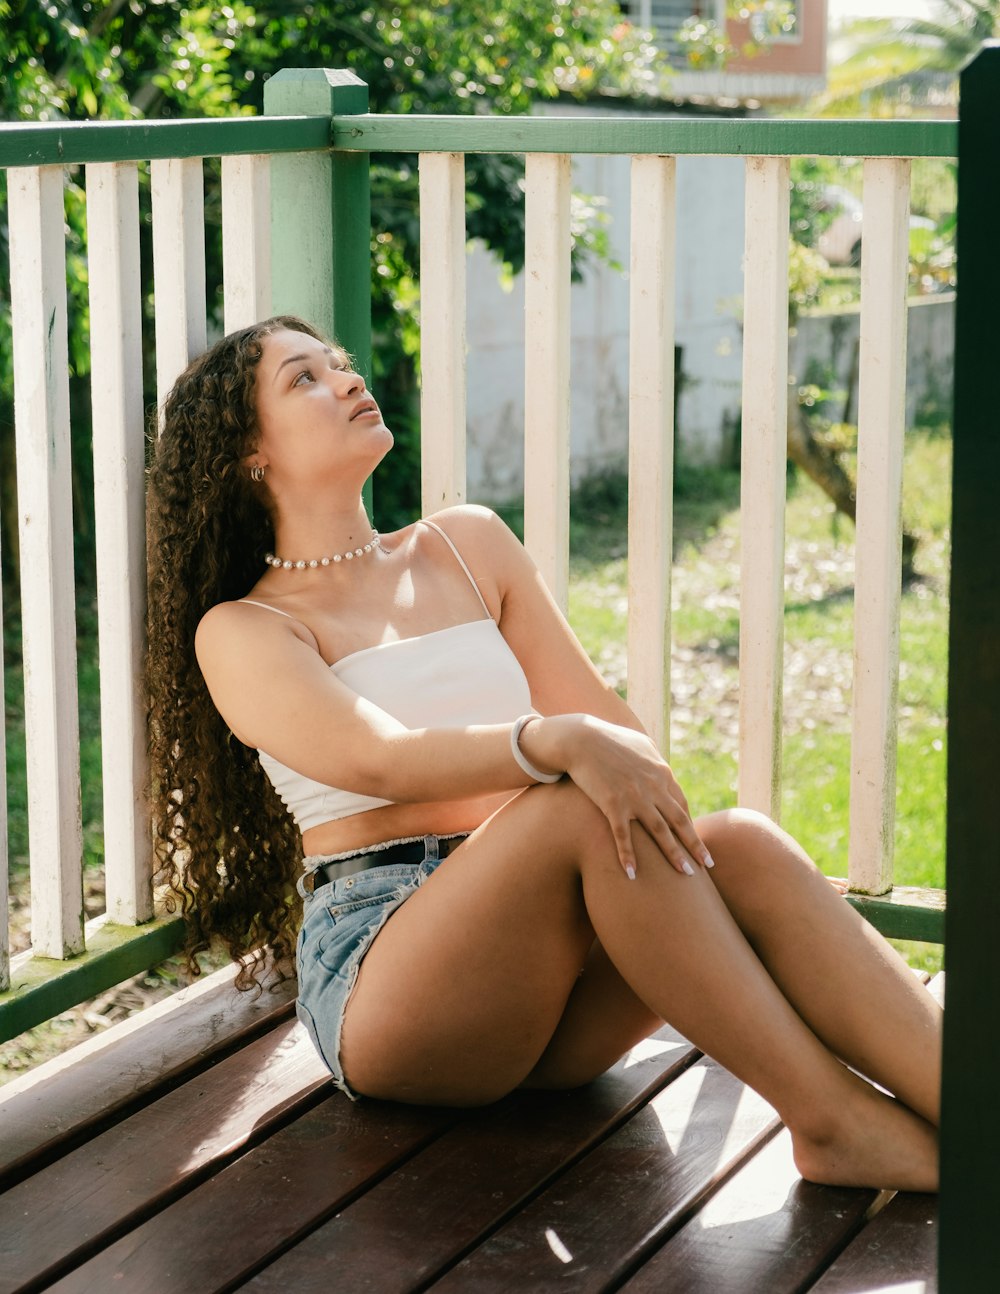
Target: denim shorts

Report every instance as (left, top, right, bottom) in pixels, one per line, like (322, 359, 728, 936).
(295, 834, 458, 1100)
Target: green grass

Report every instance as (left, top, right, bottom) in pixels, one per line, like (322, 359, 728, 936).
(567, 431, 950, 972)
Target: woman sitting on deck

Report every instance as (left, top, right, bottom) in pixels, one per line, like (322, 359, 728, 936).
(146, 315, 941, 1193)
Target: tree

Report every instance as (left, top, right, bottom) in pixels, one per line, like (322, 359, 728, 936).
(675, 1, 797, 69)
(814, 1, 999, 117)
(778, 3, 987, 570)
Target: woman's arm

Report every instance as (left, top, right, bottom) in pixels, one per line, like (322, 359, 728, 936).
(195, 602, 535, 804)
(420, 508, 711, 876)
(195, 510, 709, 877)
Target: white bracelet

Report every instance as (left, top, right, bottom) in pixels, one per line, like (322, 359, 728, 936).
(510, 714, 562, 784)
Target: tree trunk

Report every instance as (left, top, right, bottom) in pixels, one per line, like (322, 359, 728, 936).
(786, 389, 917, 577)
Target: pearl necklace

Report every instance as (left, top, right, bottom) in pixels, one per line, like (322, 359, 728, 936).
(265, 531, 383, 571)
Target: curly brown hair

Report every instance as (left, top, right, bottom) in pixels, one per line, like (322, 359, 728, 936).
(146, 316, 335, 990)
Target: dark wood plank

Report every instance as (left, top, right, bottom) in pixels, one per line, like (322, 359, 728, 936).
(45, 1098, 456, 1294)
(0, 963, 296, 1186)
(809, 1191, 938, 1292)
(238, 1026, 698, 1294)
(0, 1018, 329, 1293)
(618, 1128, 877, 1293)
(432, 1055, 780, 1292)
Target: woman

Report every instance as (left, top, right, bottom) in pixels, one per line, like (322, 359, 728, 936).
(147, 315, 941, 1193)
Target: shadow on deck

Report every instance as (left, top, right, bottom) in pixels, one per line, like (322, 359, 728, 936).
(0, 966, 942, 1293)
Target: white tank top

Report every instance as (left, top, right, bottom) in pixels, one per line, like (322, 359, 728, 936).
(239, 520, 533, 833)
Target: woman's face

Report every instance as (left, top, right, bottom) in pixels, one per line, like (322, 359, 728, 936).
(249, 329, 392, 488)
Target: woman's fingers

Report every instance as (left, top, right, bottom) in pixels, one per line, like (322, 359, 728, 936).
(666, 805, 715, 870)
(636, 808, 694, 875)
(567, 718, 713, 878)
(608, 802, 709, 880)
(611, 818, 638, 880)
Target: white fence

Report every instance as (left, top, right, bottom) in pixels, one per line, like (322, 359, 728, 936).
(0, 122, 944, 1004)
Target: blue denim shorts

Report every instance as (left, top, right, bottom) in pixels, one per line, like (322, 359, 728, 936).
(295, 834, 458, 1100)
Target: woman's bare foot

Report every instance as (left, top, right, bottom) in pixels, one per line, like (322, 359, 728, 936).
(789, 1072, 939, 1192)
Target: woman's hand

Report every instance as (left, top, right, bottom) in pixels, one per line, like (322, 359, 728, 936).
(520, 714, 713, 880)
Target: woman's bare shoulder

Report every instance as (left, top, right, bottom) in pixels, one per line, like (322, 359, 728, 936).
(423, 504, 520, 557)
(194, 599, 330, 748)
(195, 598, 320, 670)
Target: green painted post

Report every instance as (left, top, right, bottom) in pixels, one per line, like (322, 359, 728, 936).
(264, 69, 372, 513)
(939, 42, 1000, 1291)
(264, 69, 371, 371)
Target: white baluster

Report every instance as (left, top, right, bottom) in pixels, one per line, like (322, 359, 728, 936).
(222, 154, 272, 334)
(151, 157, 207, 418)
(627, 155, 677, 755)
(738, 156, 790, 820)
(86, 161, 151, 925)
(419, 152, 467, 515)
(9, 166, 84, 958)
(849, 158, 911, 895)
(524, 154, 572, 610)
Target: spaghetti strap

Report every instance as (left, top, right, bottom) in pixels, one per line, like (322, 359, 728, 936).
(237, 598, 297, 620)
(420, 518, 493, 619)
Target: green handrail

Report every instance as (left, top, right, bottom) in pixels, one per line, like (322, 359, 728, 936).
(0, 115, 330, 167)
(331, 114, 957, 158)
(0, 114, 957, 170)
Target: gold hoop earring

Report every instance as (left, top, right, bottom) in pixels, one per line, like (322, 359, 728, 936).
(250, 463, 265, 483)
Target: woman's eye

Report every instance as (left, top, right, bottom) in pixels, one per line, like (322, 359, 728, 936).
(292, 370, 314, 387)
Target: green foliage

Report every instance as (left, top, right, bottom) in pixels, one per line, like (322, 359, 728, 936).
(676, 1, 796, 70)
(789, 157, 844, 250)
(787, 239, 829, 322)
(908, 221, 957, 296)
(816, 1, 998, 117)
(676, 19, 730, 70)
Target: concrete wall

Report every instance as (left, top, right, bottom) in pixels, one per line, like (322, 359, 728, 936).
(790, 293, 955, 431)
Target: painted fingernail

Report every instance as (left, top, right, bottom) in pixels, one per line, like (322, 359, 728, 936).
(703, 852, 715, 869)
(626, 864, 636, 881)
(682, 860, 695, 876)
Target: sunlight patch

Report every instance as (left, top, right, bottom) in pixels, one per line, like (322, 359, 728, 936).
(544, 1228, 573, 1265)
(652, 1065, 706, 1153)
(623, 1035, 684, 1069)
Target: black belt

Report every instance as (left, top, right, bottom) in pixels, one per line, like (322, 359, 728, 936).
(312, 834, 468, 889)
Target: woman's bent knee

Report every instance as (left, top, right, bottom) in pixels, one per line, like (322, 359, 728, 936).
(516, 777, 616, 866)
(697, 805, 777, 841)
(696, 806, 823, 882)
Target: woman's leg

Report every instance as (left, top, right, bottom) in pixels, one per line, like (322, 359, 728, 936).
(339, 781, 938, 1190)
(695, 807, 942, 1126)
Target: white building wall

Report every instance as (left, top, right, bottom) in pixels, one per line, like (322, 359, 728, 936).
(465, 121, 747, 502)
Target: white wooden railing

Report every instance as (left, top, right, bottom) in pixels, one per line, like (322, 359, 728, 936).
(2, 140, 278, 1014)
(0, 86, 953, 1030)
(418, 148, 917, 894)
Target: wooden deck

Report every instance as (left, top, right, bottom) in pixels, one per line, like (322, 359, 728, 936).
(0, 966, 941, 1293)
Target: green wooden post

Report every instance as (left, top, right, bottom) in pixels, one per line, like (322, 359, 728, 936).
(939, 42, 1000, 1291)
(263, 69, 371, 367)
(264, 69, 373, 512)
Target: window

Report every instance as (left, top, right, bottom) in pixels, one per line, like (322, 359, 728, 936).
(749, 1, 802, 45)
(622, 1, 802, 55)
(622, 1, 727, 61)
